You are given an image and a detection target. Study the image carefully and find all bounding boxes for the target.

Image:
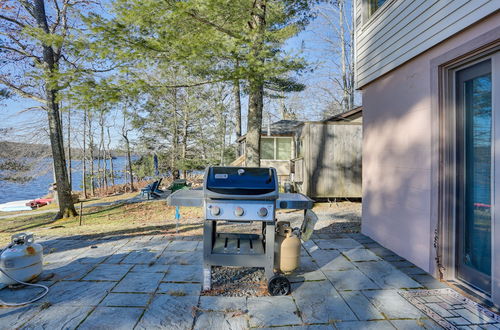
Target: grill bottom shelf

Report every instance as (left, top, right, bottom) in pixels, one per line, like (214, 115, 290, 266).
(212, 234, 264, 255)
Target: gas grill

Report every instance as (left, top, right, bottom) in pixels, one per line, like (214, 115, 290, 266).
(167, 166, 315, 295)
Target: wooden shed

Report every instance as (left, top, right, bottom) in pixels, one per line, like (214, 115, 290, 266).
(291, 107, 362, 198)
(233, 120, 303, 183)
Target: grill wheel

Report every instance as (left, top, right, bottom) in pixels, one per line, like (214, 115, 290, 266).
(268, 275, 291, 296)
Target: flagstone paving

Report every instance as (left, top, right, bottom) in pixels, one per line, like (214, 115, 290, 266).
(0, 233, 498, 329)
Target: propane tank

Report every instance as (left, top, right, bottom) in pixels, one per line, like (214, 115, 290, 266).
(0, 233, 43, 287)
(275, 222, 301, 273)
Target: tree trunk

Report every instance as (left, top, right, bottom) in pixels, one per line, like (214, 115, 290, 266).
(171, 89, 179, 171)
(107, 126, 115, 185)
(245, 0, 266, 167)
(339, 0, 348, 111)
(233, 79, 241, 139)
(34, 0, 76, 219)
(82, 108, 88, 199)
(246, 79, 264, 167)
(99, 110, 107, 191)
(233, 77, 242, 156)
(220, 117, 226, 165)
(122, 109, 134, 192)
(66, 106, 72, 189)
(89, 113, 95, 196)
(181, 106, 188, 179)
(123, 133, 134, 191)
(198, 118, 207, 160)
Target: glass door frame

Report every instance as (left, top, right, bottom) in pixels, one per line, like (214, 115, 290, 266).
(455, 59, 492, 294)
(437, 48, 499, 305)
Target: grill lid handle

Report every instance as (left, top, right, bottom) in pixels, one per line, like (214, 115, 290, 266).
(266, 168, 273, 183)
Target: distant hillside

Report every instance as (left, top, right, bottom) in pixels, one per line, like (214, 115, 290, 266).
(0, 141, 132, 159)
(0, 141, 49, 159)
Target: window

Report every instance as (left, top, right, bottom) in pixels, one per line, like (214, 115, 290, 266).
(367, 0, 387, 19)
(277, 138, 292, 160)
(260, 137, 292, 160)
(261, 138, 275, 160)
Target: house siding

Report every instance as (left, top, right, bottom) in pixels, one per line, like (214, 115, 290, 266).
(355, 0, 499, 88)
(361, 12, 500, 273)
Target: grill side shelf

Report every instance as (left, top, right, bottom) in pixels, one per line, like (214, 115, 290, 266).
(166, 189, 203, 207)
(276, 193, 314, 210)
(167, 190, 314, 210)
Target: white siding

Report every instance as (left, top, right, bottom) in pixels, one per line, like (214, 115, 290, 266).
(354, 0, 499, 88)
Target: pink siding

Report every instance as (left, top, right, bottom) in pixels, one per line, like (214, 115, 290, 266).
(361, 12, 500, 272)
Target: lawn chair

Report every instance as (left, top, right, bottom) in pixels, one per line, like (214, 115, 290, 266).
(141, 180, 161, 200)
(155, 178, 164, 193)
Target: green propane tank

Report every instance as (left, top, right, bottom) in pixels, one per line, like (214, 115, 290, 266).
(275, 221, 301, 273)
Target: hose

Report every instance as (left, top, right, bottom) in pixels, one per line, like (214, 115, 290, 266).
(0, 246, 50, 306)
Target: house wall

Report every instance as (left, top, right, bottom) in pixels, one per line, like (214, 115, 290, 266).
(354, 0, 499, 88)
(361, 12, 500, 272)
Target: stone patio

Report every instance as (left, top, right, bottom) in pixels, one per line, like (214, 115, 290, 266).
(0, 232, 498, 329)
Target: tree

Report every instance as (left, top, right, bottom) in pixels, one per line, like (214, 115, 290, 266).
(0, 0, 90, 218)
(86, 0, 313, 167)
(315, 0, 357, 118)
(129, 67, 233, 173)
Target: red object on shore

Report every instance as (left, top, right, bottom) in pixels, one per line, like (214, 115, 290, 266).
(474, 202, 491, 208)
(26, 198, 54, 209)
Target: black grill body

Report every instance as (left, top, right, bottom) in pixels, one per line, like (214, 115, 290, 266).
(202, 166, 278, 290)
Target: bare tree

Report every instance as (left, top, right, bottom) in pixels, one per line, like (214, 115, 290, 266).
(305, 0, 357, 119)
(121, 109, 134, 191)
(0, 0, 81, 218)
(66, 104, 72, 188)
(107, 126, 115, 186)
(88, 112, 96, 196)
(82, 108, 88, 199)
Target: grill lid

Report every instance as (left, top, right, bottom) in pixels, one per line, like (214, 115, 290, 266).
(205, 167, 277, 196)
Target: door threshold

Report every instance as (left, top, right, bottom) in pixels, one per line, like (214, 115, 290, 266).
(445, 280, 499, 313)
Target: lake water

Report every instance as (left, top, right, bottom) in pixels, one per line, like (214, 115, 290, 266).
(0, 156, 136, 204)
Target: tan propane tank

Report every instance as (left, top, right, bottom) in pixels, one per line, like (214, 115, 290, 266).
(275, 221, 301, 273)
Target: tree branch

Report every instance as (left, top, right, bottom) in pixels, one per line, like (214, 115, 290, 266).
(0, 44, 42, 63)
(50, 0, 62, 33)
(0, 14, 26, 28)
(186, 11, 241, 40)
(151, 79, 223, 88)
(0, 77, 47, 104)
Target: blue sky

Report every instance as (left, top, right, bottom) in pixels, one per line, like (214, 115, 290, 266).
(0, 1, 353, 148)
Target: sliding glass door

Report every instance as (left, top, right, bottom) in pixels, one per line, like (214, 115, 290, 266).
(455, 59, 492, 294)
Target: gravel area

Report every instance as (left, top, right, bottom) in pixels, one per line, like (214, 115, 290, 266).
(202, 267, 268, 297)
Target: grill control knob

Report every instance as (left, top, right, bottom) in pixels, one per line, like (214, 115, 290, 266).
(234, 207, 244, 217)
(211, 206, 221, 216)
(258, 207, 268, 217)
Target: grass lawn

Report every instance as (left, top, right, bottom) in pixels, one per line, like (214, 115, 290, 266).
(0, 197, 204, 245)
(0, 194, 362, 246)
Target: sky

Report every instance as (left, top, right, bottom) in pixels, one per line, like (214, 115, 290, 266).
(0, 1, 354, 149)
